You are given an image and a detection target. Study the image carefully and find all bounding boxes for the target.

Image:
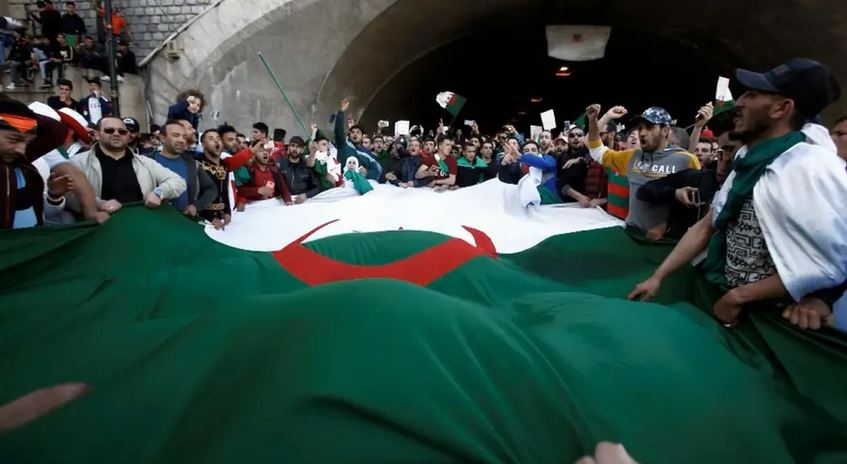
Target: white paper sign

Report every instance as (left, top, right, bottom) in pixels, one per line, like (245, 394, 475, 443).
(394, 120, 410, 136)
(716, 76, 733, 102)
(540, 110, 557, 131)
(530, 125, 543, 142)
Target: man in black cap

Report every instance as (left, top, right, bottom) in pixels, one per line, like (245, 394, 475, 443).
(630, 58, 847, 331)
(122, 117, 140, 152)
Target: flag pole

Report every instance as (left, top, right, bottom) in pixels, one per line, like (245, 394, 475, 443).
(257, 52, 309, 136)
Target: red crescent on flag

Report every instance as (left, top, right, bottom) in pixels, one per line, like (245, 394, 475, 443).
(272, 220, 497, 286)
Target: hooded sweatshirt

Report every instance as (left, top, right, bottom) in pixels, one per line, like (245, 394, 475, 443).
(589, 139, 700, 231)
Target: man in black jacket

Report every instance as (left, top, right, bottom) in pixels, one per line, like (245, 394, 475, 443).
(32, 1, 63, 46)
(381, 137, 417, 188)
(636, 129, 741, 239)
(60, 1, 86, 47)
(279, 136, 322, 202)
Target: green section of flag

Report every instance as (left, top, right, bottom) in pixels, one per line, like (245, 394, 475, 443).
(714, 99, 736, 117)
(1, 207, 847, 463)
(572, 112, 587, 129)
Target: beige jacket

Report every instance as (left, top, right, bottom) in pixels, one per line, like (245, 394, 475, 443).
(70, 144, 187, 207)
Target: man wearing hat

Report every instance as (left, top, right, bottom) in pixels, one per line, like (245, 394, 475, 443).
(587, 104, 701, 239)
(122, 117, 141, 152)
(27, 101, 108, 225)
(629, 58, 847, 331)
(0, 96, 84, 229)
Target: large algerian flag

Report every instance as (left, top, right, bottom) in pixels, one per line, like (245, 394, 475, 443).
(436, 91, 467, 117)
(2, 180, 847, 463)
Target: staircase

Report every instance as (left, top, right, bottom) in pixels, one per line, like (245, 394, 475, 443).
(0, 64, 149, 131)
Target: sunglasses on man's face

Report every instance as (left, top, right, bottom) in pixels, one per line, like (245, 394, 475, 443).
(569, 133, 584, 138)
(103, 128, 129, 135)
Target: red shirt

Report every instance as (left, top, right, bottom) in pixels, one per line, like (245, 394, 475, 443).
(421, 152, 457, 179)
(252, 168, 275, 190)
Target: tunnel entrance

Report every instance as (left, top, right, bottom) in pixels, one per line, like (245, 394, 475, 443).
(362, 25, 735, 133)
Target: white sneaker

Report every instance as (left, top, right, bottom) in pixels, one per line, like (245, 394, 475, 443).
(117, 75, 125, 83)
(100, 75, 110, 81)
(5, 83, 15, 90)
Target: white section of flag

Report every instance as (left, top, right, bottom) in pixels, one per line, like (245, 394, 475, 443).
(541, 110, 557, 131)
(436, 91, 455, 109)
(206, 180, 623, 254)
(716, 76, 734, 102)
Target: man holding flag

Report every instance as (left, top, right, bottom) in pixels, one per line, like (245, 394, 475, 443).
(630, 58, 847, 330)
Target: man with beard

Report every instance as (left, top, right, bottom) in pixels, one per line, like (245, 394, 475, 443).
(587, 105, 700, 240)
(122, 117, 141, 153)
(334, 99, 381, 180)
(71, 117, 185, 213)
(237, 143, 292, 205)
(197, 129, 253, 229)
(556, 126, 599, 207)
(150, 120, 216, 218)
(405, 138, 428, 187)
(539, 130, 555, 156)
(381, 137, 416, 188)
(630, 58, 847, 330)
(637, 122, 742, 239)
(279, 136, 322, 203)
(0, 97, 82, 228)
(218, 124, 240, 155)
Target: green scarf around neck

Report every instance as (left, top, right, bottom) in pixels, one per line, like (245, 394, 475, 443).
(703, 131, 805, 287)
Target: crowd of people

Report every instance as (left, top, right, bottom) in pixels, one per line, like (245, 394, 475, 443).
(0, 0, 138, 90)
(0, 54, 846, 333)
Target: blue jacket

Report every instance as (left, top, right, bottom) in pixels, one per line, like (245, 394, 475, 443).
(333, 111, 382, 180)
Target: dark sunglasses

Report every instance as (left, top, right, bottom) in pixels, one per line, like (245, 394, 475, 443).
(103, 128, 129, 135)
(568, 133, 584, 138)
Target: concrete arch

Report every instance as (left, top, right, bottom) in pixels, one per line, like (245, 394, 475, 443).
(146, 0, 847, 136)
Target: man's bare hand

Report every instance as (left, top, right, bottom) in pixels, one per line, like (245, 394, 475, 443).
(586, 104, 602, 121)
(628, 275, 663, 301)
(295, 194, 307, 205)
(604, 106, 628, 120)
(100, 199, 121, 214)
(694, 102, 715, 128)
(182, 204, 198, 217)
(340, 98, 350, 113)
(675, 187, 699, 208)
(258, 186, 274, 198)
(47, 173, 73, 196)
(645, 223, 667, 242)
(782, 297, 835, 331)
(144, 192, 161, 208)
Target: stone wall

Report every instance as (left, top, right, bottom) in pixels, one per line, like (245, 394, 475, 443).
(7, 0, 213, 59)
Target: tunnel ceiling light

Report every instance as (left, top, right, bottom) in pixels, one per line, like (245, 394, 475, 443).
(559, 66, 570, 72)
(530, 97, 543, 103)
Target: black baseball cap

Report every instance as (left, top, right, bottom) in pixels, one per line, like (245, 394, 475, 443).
(735, 58, 841, 120)
(122, 117, 139, 131)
